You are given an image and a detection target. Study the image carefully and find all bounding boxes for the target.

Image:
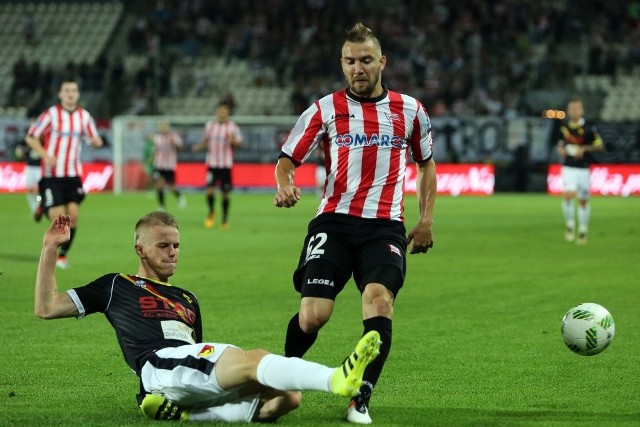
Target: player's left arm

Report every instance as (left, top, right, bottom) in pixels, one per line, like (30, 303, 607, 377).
(85, 115, 103, 148)
(585, 127, 604, 153)
(172, 132, 184, 151)
(576, 127, 604, 158)
(35, 215, 79, 319)
(230, 125, 243, 148)
(407, 157, 436, 254)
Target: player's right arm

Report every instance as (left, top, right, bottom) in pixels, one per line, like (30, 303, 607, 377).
(191, 137, 207, 152)
(25, 111, 56, 167)
(25, 134, 56, 167)
(34, 215, 79, 319)
(274, 156, 301, 208)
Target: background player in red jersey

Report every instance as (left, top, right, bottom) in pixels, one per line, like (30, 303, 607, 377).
(192, 102, 243, 229)
(34, 211, 381, 422)
(25, 78, 103, 269)
(151, 121, 186, 211)
(274, 23, 437, 424)
(557, 96, 603, 244)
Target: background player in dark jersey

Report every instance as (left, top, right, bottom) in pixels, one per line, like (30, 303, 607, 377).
(13, 136, 43, 220)
(557, 96, 603, 244)
(34, 211, 381, 423)
(274, 23, 437, 424)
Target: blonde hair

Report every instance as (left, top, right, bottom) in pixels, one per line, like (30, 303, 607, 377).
(344, 22, 381, 51)
(134, 211, 178, 243)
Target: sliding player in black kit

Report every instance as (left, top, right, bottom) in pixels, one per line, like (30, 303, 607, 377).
(34, 211, 381, 422)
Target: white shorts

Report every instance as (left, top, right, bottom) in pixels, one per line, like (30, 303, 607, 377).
(25, 165, 42, 188)
(140, 342, 259, 418)
(561, 166, 590, 199)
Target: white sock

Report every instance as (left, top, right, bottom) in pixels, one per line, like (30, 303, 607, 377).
(188, 393, 260, 422)
(27, 193, 39, 213)
(256, 354, 333, 392)
(562, 199, 575, 228)
(577, 204, 590, 233)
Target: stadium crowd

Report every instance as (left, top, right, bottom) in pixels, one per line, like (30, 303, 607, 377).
(6, 0, 640, 118)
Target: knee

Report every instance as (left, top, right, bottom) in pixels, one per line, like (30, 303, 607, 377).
(363, 287, 394, 316)
(298, 309, 330, 333)
(256, 391, 301, 421)
(284, 391, 301, 410)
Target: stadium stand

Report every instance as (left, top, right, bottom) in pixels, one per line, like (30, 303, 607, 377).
(1, 0, 639, 120)
(0, 1, 122, 116)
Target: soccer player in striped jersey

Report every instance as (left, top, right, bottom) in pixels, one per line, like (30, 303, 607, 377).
(557, 96, 603, 244)
(25, 78, 103, 269)
(274, 23, 437, 424)
(192, 102, 243, 229)
(34, 211, 381, 422)
(151, 121, 186, 211)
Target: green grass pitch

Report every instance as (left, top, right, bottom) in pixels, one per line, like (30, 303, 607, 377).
(1, 191, 639, 426)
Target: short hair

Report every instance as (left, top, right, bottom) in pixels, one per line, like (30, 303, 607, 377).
(344, 22, 381, 51)
(59, 77, 79, 90)
(135, 211, 178, 243)
(568, 95, 582, 104)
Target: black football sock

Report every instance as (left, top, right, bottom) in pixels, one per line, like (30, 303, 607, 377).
(284, 313, 318, 357)
(222, 198, 230, 223)
(157, 189, 165, 207)
(207, 194, 215, 214)
(173, 189, 181, 198)
(358, 316, 392, 406)
(58, 227, 76, 257)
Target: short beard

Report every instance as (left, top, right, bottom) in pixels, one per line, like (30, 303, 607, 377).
(347, 73, 380, 98)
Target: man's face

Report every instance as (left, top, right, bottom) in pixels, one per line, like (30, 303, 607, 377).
(58, 82, 80, 109)
(136, 225, 180, 280)
(216, 104, 229, 122)
(341, 39, 386, 97)
(158, 122, 170, 134)
(567, 101, 584, 122)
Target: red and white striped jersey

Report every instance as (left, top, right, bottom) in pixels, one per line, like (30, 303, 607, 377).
(27, 104, 99, 178)
(152, 131, 183, 170)
(202, 120, 242, 168)
(281, 88, 434, 222)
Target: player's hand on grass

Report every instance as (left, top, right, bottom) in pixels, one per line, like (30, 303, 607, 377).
(407, 222, 434, 254)
(274, 185, 301, 208)
(44, 214, 71, 247)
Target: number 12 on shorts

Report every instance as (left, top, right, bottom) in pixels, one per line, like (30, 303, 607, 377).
(306, 232, 327, 261)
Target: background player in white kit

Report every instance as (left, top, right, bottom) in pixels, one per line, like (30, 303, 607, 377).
(557, 96, 603, 244)
(34, 211, 381, 422)
(274, 23, 437, 424)
(151, 121, 186, 211)
(25, 78, 103, 269)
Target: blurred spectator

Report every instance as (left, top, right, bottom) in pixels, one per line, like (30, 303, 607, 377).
(5, 0, 640, 118)
(24, 13, 36, 46)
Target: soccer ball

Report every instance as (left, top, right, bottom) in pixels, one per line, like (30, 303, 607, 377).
(561, 302, 615, 356)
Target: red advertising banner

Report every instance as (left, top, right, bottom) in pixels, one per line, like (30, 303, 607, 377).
(0, 162, 113, 193)
(173, 162, 495, 195)
(2, 162, 494, 195)
(409, 163, 495, 196)
(547, 164, 640, 196)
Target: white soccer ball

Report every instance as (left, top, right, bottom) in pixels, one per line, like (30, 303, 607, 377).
(561, 302, 615, 356)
